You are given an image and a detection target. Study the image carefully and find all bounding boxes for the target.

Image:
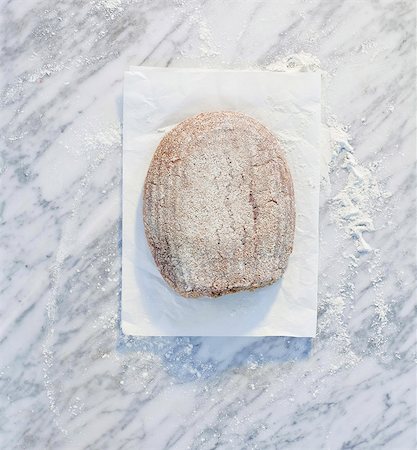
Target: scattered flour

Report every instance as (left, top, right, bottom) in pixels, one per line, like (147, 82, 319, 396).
(174, 0, 220, 57)
(331, 148, 389, 253)
(93, 0, 123, 10)
(266, 52, 321, 73)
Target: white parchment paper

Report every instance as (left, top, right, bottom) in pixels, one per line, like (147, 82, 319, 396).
(122, 67, 320, 337)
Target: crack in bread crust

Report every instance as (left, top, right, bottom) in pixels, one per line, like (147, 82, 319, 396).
(143, 111, 296, 298)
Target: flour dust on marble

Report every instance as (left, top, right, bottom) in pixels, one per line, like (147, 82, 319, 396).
(327, 121, 391, 254)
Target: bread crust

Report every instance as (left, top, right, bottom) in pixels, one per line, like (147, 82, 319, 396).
(143, 111, 295, 298)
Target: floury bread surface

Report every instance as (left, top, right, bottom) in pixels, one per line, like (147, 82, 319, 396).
(143, 111, 295, 298)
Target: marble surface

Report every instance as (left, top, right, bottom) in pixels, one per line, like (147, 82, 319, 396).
(1, 0, 415, 449)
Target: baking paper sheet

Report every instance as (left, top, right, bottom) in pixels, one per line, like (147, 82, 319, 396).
(122, 67, 320, 337)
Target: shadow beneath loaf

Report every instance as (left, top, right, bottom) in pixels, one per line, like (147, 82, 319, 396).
(117, 334, 312, 382)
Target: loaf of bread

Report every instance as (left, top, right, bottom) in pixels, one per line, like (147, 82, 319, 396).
(143, 111, 295, 298)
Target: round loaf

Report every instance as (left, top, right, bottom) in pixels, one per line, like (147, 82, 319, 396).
(143, 111, 295, 298)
